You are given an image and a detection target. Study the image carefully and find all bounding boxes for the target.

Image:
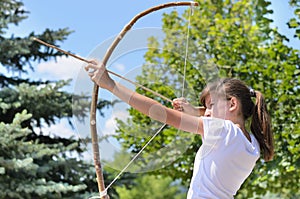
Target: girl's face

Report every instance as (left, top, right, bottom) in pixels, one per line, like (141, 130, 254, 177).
(204, 94, 230, 119)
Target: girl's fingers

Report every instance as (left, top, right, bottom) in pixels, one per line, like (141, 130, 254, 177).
(88, 72, 94, 78)
(89, 59, 98, 65)
(85, 64, 98, 71)
(85, 60, 102, 71)
(173, 97, 187, 103)
(172, 100, 184, 112)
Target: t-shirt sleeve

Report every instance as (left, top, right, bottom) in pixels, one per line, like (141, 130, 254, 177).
(202, 117, 226, 140)
(199, 117, 226, 158)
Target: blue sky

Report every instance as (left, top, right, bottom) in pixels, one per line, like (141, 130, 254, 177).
(8, 0, 297, 83)
(15, 0, 180, 58)
(8, 0, 296, 84)
(11, 1, 298, 62)
(6, 0, 298, 164)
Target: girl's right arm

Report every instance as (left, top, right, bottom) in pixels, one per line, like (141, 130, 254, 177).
(85, 61, 204, 136)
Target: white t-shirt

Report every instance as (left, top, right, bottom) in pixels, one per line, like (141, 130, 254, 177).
(187, 117, 260, 199)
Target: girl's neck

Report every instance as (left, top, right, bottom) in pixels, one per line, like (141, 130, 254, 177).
(234, 122, 251, 142)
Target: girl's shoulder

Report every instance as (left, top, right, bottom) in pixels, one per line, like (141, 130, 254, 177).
(201, 117, 231, 139)
(201, 117, 253, 145)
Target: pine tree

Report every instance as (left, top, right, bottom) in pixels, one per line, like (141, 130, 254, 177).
(0, 1, 101, 198)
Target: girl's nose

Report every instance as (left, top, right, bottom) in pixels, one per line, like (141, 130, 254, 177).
(204, 109, 211, 117)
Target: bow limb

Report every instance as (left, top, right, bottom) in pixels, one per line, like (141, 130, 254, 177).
(90, 2, 199, 198)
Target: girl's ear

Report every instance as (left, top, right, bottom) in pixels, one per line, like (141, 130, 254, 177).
(229, 97, 238, 112)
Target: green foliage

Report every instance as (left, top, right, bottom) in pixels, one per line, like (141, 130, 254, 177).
(0, 27, 72, 73)
(289, 0, 300, 39)
(0, 80, 90, 127)
(115, 0, 300, 198)
(105, 149, 186, 199)
(0, 0, 73, 83)
(0, 0, 102, 198)
(116, 174, 185, 199)
(0, 110, 96, 198)
(0, 0, 28, 34)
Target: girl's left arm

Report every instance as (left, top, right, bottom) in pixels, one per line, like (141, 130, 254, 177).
(85, 61, 204, 136)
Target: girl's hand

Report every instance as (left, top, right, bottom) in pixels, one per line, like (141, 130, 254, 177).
(172, 97, 196, 115)
(84, 60, 115, 90)
(172, 97, 206, 116)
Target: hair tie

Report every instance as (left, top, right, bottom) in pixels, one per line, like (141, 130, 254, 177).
(249, 88, 256, 98)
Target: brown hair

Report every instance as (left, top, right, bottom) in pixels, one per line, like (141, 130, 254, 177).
(200, 78, 274, 161)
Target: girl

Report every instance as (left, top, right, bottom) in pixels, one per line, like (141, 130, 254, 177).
(85, 61, 274, 198)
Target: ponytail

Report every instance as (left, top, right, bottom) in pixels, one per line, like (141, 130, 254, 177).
(250, 91, 274, 161)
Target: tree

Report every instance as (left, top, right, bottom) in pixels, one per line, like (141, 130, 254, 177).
(114, 0, 300, 198)
(0, 0, 102, 198)
(103, 149, 186, 199)
(116, 174, 186, 199)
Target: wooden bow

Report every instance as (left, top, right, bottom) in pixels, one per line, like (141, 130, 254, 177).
(33, 2, 199, 198)
(90, 2, 198, 198)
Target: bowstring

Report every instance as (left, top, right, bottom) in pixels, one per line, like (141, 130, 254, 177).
(94, 124, 167, 198)
(182, 4, 193, 97)
(93, 4, 194, 198)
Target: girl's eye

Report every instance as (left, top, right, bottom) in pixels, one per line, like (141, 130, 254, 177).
(207, 103, 214, 109)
